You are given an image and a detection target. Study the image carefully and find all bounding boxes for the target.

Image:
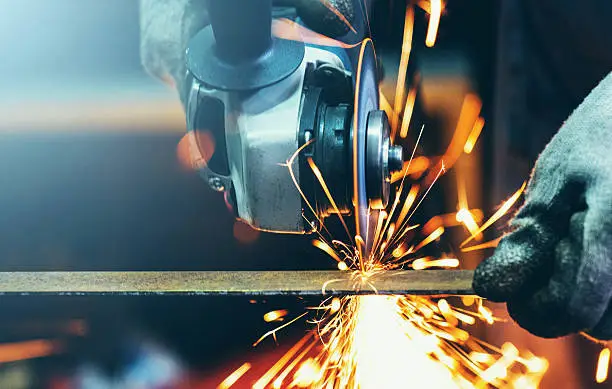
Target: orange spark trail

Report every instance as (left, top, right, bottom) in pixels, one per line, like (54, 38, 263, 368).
(0, 339, 60, 364)
(425, 94, 481, 186)
(307, 157, 352, 241)
(461, 182, 526, 247)
(264, 310, 289, 323)
(457, 208, 482, 241)
(425, 0, 442, 47)
(252, 333, 314, 389)
(216, 362, 251, 389)
(412, 257, 459, 270)
(391, 156, 430, 183)
(391, 4, 414, 137)
(596, 348, 610, 383)
(413, 226, 445, 252)
(399, 86, 417, 138)
(464, 117, 485, 154)
(379, 90, 399, 136)
(461, 237, 502, 252)
(313, 239, 343, 264)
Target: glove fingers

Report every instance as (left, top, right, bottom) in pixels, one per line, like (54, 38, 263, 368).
(473, 215, 555, 302)
(569, 185, 612, 329)
(505, 212, 586, 338)
(474, 173, 588, 303)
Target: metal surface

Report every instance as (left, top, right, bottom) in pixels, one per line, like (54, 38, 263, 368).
(0, 270, 474, 296)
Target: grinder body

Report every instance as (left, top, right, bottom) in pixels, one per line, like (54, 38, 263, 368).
(185, 0, 402, 234)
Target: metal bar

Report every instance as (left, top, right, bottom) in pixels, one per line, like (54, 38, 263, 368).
(0, 270, 474, 296)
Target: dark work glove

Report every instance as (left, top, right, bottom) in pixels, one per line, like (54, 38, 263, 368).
(139, 0, 356, 108)
(473, 71, 612, 339)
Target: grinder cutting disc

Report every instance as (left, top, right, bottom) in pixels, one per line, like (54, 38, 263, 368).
(352, 38, 379, 256)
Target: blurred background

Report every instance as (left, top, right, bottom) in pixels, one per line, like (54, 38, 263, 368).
(0, 0, 608, 387)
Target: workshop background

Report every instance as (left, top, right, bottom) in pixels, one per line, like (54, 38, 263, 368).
(0, 0, 607, 387)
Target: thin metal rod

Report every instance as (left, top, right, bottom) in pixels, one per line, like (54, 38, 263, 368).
(0, 270, 474, 296)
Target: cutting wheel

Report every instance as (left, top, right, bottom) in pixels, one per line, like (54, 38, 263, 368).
(353, 38, 380, 257)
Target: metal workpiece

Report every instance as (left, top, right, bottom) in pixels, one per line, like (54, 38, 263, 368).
(0, 270, 475, 296)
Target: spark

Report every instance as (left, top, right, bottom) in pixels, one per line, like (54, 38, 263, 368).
(308, 157, 352, 241)
(457, 208, 482, 241)
(464, 117, 485, 154)
(216, 362, 251, 389)
(596, 348, 610, 383)
(264, 310, 289, 323)
(252, 333, 314, 389)
(391, 156, 430, 183)
(425, 0, 443, 47)
(461, 237, 502, 252)
(412, 257, 459, 270)
(290, 358, 323, 387)
(399, 85, 417, 138)
(425, 94, 481, 185)
(379, 90, 399, 137)
(391, 4, 414, 136)
(413, 226, 445, 252)
(253, 312, 309, 347)
(0, 339, 60, 364)
(461, 182, 526, 247)
(220, 6, 551, 388)
(313, 239, 343, 264)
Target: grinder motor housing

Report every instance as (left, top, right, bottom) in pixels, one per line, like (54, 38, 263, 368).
(185, 0, 402, 234)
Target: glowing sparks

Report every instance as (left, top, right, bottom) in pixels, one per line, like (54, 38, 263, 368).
(399, 86, 417, 138)
(426, 94, 481, 185)
(391, 156, 430, 183)
(291, 358, 323, 387)
(230, 6, 551, 389)
(425, 0, 443, 47)
(456, 208, 482, 241)
(216, 362, 251, 389)
(391, 4, 414, 136)
(264, 310, 289, 323)
(596, 348, 611, 383)
(461, 237, 502, 252)
(464, 117, 485, 154)
(0, 339, 60, 364)
(461, 182, 527, 248)
(413, 226, 445, 252)
(313, 239, 343, 264)
(351, 296, 455, 389)
(412, 257, 459, 270)
(252, 333, 313, 389)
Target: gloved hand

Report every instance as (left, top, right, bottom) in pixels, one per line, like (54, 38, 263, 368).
(139, 0, 356, 108)
(139, 0, 210, 107)
(473, 71, 612, 339)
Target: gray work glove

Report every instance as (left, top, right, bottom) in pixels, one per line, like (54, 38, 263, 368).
(139, 0, 356, 108)
(473, 71, 612, 339)
(139, 0, 210, 107)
